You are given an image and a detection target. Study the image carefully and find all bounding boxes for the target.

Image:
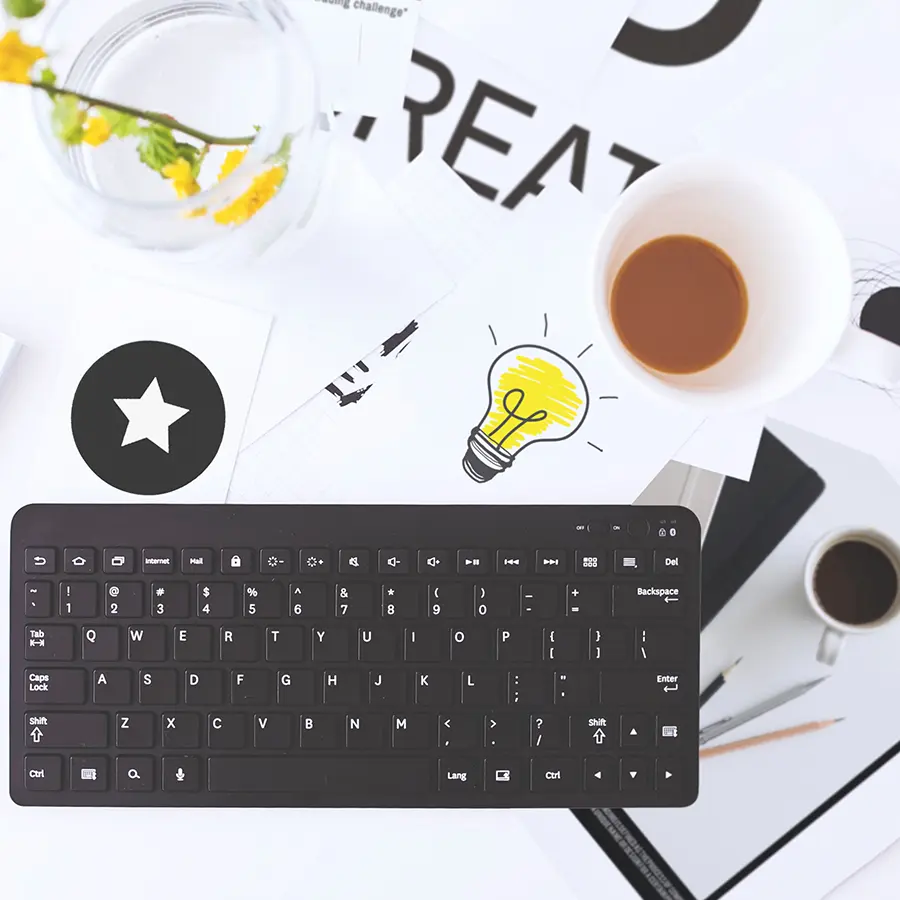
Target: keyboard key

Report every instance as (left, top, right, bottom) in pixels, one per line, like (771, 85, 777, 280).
(439, 758, 483, 791)
(197, 583, 236, 618)
(162, 712, 201, 749)
(116, 712, 154, 748)
(150, 583, 190, 618)
(566, 583, 610, 618)
(208, 714, 246, 749)
(25, 669, 86, 705)
(288, 583, 327, 618)
(530, 714, 568, 750)
(323, 670, 361, 705)
(339, 548, 370, 574)
(180, 548, 213, 575)
(25, 712, 107, 748)
(221, 549, 253, 574)
(70, 756, 108, 791)
(25, 625, 74, 661)
(654, 550, 684, 574)
(531, 758, 578, 791)
(589, 625, 631, 663)
(299, 548, 330, 574)
(520, 584, 558, 618)
(59, 582, 98, 618)
(381, 584, 419, 618)
(575, 550, 606, 574)
(255, 713, 293, 749)
(543, 627, 583, 662)
(105, 582, 143, 618)
(369, 670, 406, 705)
(104, 548, 135, 574)
(220, 626, 259, 663)
(495, 550, 527, 574)
(209, 757, 431, 793)
(358, 627, 397, 662)
(231, 670, 271, 705)
(584, 756, 616, 790)
(404, 627, 442, 663)
(635, 627, 686, 663)
(450, 627, 492, 662)
(497, 627, 537, 663)
(163, 756, 201, 791)
(277, 670, 316, 706)
(656, 715, 687, 748)
(460, 670, 504, 705)
(141, 549, 174, 575)
(484, 714, 525, 750)
(620, 713, 652, 748)
(82, 626, 120, 662)
(312, 626, 350, 662)
(184, 669, 224, 705)
(613, 584, 683, 617)
(621, 757, 652, 790)
(298, 713, 342, 749)
(173, 626, 213, 662)
(92, 669, 131, 705)
(24, 755, 62, 791)
(439, 714, 481, 749)
(457, 549, 490, 574)
(64, 547, 96, 574)
(485, 759, 523, 792)
(116, 756, 154, 791)
(25, 547, 56, 575)
(474, 583, 517, 617)
(417, 549, 451, 574)
(346, 714, 388, 749)
(259, 548, 291, 575)
(554, 671, 600, 706)
(534, 551, 566, 574)
(614, 550, 646, 575)
(392, 714, 430, 749)
(127, 625, 166, 662)
(428, 583, 466, 618)
(24, 582, 52, 618)
(414, 670, 453, 706)
(570, 713, 616, 751)
(602, 671, 686, 705)
(335, 583, 374, 618)
(656, 758, 682, 793)
(508, 670, 551, 706)
(139, 669, 178, 705)
(266, 626, 305, 662)
(243, 583, 284, 618)
(378, 549, 409, 574)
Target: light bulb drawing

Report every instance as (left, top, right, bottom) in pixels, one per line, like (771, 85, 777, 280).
(463, 344, 590, 483)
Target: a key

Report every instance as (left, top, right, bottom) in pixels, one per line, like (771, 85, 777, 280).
(254, 713, 293, 749)
(378, 549, 410, 574)
(439, 758, 483, 791)
(603, 670, 686, 705)
(323, 670, 361, 705)
(59, 582, 98, 617)
(530, 714, 568, 750)
(531, 758, 579, 791)
(620, 757, 653, 791)
(566, 584, 610, 618)
(82, 625, 120, 662)
(404, 626, 442, 663)
(25, 582, 52, 617)
(570, 713, 617, 751)
(495, 550, 527, 575)
(142, 549, 175, 575)
(534, 550, 566, 574)
(196, 583, 236, 618)
(335, 584, 374, 618)
(70, 756, 108, 791)
(288, 583, 327, 618)
(414, 670, 453, 706)
(24, 755, 62, 791)
(259, 549, 292, 575)
(484, 714, 525, 749)
(450, 627, 492, 662)
(298, 713, 342, 749)
(543, 627, 583, 662)
(311, 627, 350, 662)
(474, 583, 517, 617)
(92, 669, 131, 705)
(508, 670, 551, 706)
(497, 627, 536, 662)
(457, 549, 490, 574)
(221, 549, 252, 574)
(589, 626, 632, 663)
(358, 627, 398, 662)
(25, 547, 57, 575)
(105, 582, 143, 618)
(634, 626, 686, 663)
(162, 756, 201, 791)
(25, 712, 108, 748)
(438, 714, 481, 749)
(162, 712, 201, 749)
(173, 625, 213, 662)
(574, 550, 606, 574)
(24, 669, 86, 704)
(612, 584, 682, 617)
(243, 583, 283, 618)
(520, 584, 558, 617)
(460, 670, 504, 706)
(614, 550, 647, 575)
(346, 714, 388, 749)
(231, 670, 271, 705)
(150, 582, 190, 617)
(208, 713, 247, 749)
(620, 713, 652, 748)
(266, 626, 305, 662)
(554, 671, 600, 706)
(116, 756, 154, 791)
(339, 548, 370, 574)
(184, 669, 224, 705)
(104, 548, 136, 575)
(392, 714, 430, 749)
(220, 626, 260, 662)
(427, 584, 467, 618)
(64, 548, 96, 575)
(485, 759, 524, 792)
(298, 548, 330, 574)
(25, 625, 74, 661)
(139, 669, 178, 705)
(127, 625, 166, 662)
(369, 670, 407, 705)
(116, 712, 154, 748)
(276, 670, 316, 706)
(381, 584, 419, 617)
(180, 548, 213, 575)
(584, 756, 617, 791)
(417, 549, 451, 574)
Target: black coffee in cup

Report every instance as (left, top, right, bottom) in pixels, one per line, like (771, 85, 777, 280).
(813, 539, 898, 625)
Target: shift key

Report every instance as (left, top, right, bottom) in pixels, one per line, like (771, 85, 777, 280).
(602, 671, 686, 705)
(25, 712, 107, 748)
(613, 585, 683, 617)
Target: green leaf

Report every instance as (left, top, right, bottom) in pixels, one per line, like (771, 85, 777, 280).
(135, 124, 179, 174)
(50, 95, 86, 146)
(3, 0, 45, 18)
(269, 134, 293, 170)
(98, 108, 140, 139)
(38, 66, 56, 86)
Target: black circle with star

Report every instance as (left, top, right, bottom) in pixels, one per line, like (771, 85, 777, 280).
(71, 341, 226, 495)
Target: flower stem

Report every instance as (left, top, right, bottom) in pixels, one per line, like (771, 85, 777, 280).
(29, 80, 257, 146)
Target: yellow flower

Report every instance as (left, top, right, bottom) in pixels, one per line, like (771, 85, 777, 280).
(161, 157, 201, 199)
(82, 116, 112, 147)
(0, 30, 46, 84)
(213, 166, 285, 226)
(218, 148, 248, 182)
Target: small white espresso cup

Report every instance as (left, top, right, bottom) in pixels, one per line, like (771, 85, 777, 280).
(591, 154, 900, 413)
(804, 528, 900, 666)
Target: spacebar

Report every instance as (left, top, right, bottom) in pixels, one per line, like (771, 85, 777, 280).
(208, 757, 432, 793)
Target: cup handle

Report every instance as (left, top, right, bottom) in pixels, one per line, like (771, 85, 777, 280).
(817, 627, 845, 666)
(826, 326, 900, 387)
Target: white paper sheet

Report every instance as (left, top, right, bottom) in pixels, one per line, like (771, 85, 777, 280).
(673, 413, 765, 481)
(29, 274, 271, 503)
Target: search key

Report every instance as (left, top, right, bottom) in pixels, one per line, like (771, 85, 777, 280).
(116, 756, 154, 791)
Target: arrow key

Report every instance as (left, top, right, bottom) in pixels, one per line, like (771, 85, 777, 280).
(620, 713, 651, 749)
(656, 758, 681, 793)
(569, 713, 617, 750)
(620, 757, 652, 791)
(583, 756, 616, 790)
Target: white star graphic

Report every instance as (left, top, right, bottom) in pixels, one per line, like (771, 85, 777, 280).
(114, 377, 189, 454)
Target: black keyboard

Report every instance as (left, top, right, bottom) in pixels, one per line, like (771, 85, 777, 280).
(10, 504, 700, 808)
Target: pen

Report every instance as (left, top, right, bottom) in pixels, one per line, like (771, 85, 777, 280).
(700, 657, 742, 708)
(700, 718, 845, 759)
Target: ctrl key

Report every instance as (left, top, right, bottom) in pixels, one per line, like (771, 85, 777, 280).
(24, 755, 62, 791)
(531, 758, 579, 792)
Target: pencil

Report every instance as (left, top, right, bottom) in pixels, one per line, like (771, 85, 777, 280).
(699, 718, 845, 759)
(699, 657, 742, 708)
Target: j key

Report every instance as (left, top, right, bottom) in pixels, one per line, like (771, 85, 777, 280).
(392, 714, 431, 749)
(150, 582, 190, 617)
(59, 582, 98, 617)
(116, 712, 154, 748)
(277, 670, 316, 706)
(381, 584, 419, 618)
(64, 547, 96, 574)
(555, 671, 600, 707)
(339, 548, 370, 574)
(231, 670, 271, 705)
(266, 626, 305, 662)
(298, 713, 342, 749)
(570, 713, 618, 751)
(358, 627, 398, 662)
(404, 627, 442, 663)
(254, 713, 293, 749)
(603, 671, 686, 705)
(312, 627, 350, 662)
(298, 549, 330, 574)
(414, 671, 453, 706)
(439, 758, 483, 791)
(612, 584, 683, 617)
(531, 758, 579, 792)
(25, 712, 107, 748)
(243, 583, 283, 618)
(566, 584, 610, 618)
(162, 756, 201, 792)
(346, 714, 388, 749)
(635, 626, 686, 663)
(127, 625, 167, 662)
(495, 550, 527, 574)
(484, 714, 525, 749)
(162, 712, 201, 749)
(460, 670, 504, 705)
(508, 670, 551, 706)
(184, 669, 224, 705)
(142, 549, 175, 575)
(335, 584, 374, 618)
(534, 551, 566, 574)
(219, 626, 260, 662)
(428, 584, 466, 618)
(543, 628, 583, 662)
(288, 583, 327, 618)
(139, 669, 178, 705)
(208, 757, 431, 793)
(450, 627, 492, 662)
(104, 548, 136, 574)
(197, 583, 236, 618)
(25, 625, 74, 661)
(180, 548, 213, 575)
(105, 582, 143, 618)
(259, 549, 291, 575)
(614, 550, 647, 575)
(24, 669, 86, 704)
(25, 547, 57, 574)
(25, 582, 52, 617)
(439, 714, 481, 749)
(497, 627, 537, 662)
(82, 625, 120, 662)
(173, 626, 213, 662)
(457, 549, 490, 574)
(474, 583, 517, 617)
(93, 669, 132, 705)
(208, 713, 246, 749)
(323, 670, 361, 705)
(520, 584, 558, 618)
(589, 626, 632, 663)
(530, 714, 568, 750)
(574, 550, 606, 574)
(417, 549, 451, 574)
(378, 549, 410, 574)
(369, 670, 407, 706)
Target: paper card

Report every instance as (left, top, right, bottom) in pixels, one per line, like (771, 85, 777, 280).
(30, 274, 271, 503)
(231, 185, 705, 505)
(420, 0, 637, 100)
(289, 0, 422, 116)
(673, 413, 765, 482)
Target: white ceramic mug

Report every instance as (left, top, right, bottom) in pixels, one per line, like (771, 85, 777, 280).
(804, 528, 900, 666)
(591, 154, 900, 413)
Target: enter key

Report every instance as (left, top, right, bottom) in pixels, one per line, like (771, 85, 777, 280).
(602, 671, 686, 706)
